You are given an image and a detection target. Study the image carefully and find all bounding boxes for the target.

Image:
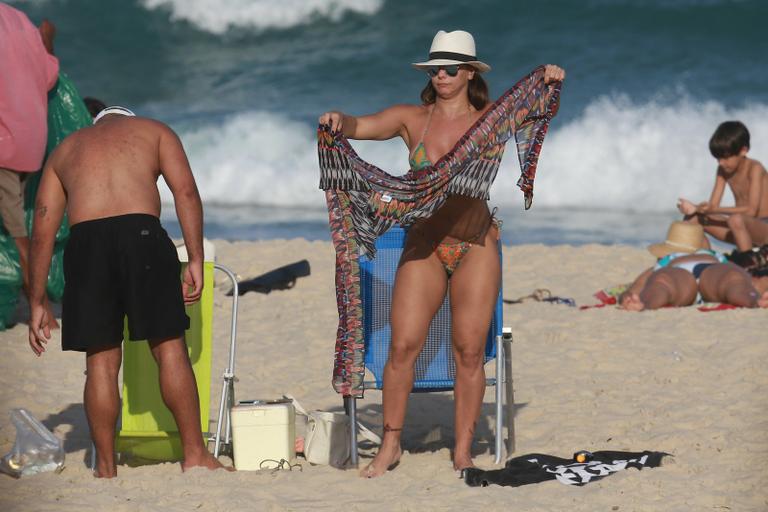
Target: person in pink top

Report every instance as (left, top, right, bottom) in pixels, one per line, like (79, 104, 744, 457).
(0, 3, 60, 328)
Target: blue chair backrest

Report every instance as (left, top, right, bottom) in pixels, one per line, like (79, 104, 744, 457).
(360, 226, 503, 391)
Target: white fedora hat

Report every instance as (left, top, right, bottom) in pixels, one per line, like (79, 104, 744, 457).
(412, 30, 491, 73)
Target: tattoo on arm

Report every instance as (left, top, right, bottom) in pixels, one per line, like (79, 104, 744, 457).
(35, 205, 48, 218)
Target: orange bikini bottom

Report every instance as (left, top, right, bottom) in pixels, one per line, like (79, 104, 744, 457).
(431, 216, 501, 276)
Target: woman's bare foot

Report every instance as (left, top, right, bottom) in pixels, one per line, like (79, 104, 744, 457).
(360, 444, 401, 478)
(620, 292, 645, 311)
(758, 290, 768, 308)
(182, 452, 233, 472)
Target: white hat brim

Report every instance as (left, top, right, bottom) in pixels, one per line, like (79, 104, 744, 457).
(412, 59, 491, 73)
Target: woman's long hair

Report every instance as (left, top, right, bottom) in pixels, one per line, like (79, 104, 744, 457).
(420, 72, 489, 110)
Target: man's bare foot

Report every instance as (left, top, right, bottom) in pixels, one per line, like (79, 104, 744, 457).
(182, 452, 233, 472)
(620, 292, 645, 311)
(360, 445, 401, 478)
(758, 290, 768, 308)
(93, 462, 117, 478)
(453, 454, 475, 473)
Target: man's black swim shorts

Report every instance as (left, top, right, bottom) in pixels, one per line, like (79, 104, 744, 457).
(62, 213, 190, 351)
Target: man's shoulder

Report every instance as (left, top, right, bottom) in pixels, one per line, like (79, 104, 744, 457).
(50, 129, 81, 156)
(128, 116, 177, 137)
(128, 116, 166, 128)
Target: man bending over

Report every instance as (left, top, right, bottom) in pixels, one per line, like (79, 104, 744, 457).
(27, 106, 224, 477)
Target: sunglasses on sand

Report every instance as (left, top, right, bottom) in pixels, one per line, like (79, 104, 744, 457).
(425, 65, 461, 77)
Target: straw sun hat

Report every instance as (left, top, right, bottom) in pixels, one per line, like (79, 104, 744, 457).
(412, 30, 491, 73)
(647, 221, 707, 258)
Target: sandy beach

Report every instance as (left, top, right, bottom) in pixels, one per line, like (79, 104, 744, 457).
(0, 239, 765, 511)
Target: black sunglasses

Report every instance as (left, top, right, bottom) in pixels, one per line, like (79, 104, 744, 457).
(426, 65, 460, 77)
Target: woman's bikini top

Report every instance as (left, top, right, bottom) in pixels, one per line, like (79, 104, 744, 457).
(408, 106, 434, 171)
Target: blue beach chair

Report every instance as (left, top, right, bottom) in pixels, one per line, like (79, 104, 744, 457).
(345, 225, 515, 466)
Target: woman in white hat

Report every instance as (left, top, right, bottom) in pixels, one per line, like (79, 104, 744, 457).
(319, 30, 564, 478)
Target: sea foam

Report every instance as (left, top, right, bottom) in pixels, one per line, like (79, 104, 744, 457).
(140, 0, 383, 34)
(162, 95, 768, 212)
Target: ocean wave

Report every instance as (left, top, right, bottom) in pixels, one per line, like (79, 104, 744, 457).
(165, 96, 768, 212)
(516, 95, 768, 210)
(139, 0, 383, 34)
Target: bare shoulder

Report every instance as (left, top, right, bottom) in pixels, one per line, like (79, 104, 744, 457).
(375, 103, 424, 122)
(46, 129, 79, 166)
(748, 157, 767, 174)
(132, 116, 175, 136)
(395, 103, 434, 127)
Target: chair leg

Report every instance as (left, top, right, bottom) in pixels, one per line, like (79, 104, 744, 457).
(503, 329, 515, 457)
(344, 395, 359, 468)
(213, 375, 229, 458)
(90, 442, 96, 471)
(494, 334, 503, 464)
(212, 264, 240, 460)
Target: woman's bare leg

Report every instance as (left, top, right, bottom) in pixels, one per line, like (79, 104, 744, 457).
(625, 268, 697, 311)
(448, 227, 500, 471)
(699, 263, 765, 307)
(361, 234, 448, 478)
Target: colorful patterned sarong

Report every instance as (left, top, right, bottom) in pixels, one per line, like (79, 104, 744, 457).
(319, 66, 562, 396)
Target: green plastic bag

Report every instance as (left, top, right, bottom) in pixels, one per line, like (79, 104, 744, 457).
(24, 73, 92, 302)
(0, 232, 22, 330)
(0, 73, 90, 329)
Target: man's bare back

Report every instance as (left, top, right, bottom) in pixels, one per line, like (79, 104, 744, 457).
(46, 115, 191, 225)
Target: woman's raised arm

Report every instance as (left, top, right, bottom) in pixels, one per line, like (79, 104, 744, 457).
(318, 104, 414, 142)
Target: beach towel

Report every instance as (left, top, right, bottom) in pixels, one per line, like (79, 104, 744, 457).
(463, 450, 669, 488)
(580, 284, 741, 312)
(579, 284, 629, 310)
(318, 67, 561, 396)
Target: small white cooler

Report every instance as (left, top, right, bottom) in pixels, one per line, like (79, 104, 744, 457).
(230, 399, 295, 470)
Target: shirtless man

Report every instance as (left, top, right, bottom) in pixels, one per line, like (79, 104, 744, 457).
(27, 106, 224, 477)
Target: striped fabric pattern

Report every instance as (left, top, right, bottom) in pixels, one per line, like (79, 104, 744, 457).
(319, 66, 561, 396)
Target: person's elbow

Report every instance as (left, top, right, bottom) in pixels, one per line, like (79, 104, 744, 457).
(171, 182, 202, 206)
(747, 203, 761, 217)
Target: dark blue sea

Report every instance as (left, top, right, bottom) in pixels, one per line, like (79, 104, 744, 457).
(11, 0, 766, 246)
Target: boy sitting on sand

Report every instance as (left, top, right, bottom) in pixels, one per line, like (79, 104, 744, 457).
(677, 121, 768, 258)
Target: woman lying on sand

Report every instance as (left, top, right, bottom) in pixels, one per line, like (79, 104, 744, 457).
(620, 222, 768, 310)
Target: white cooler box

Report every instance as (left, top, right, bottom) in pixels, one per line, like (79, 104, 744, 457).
(230, 400, 295, 470)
